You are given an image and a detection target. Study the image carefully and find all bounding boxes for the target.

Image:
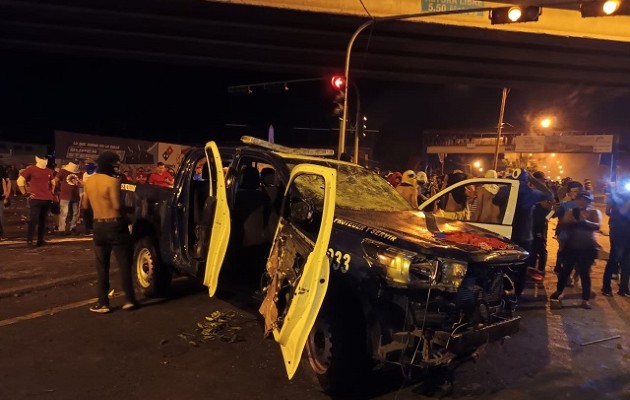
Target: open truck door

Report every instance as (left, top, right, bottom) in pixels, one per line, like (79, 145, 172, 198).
(419, 178, 519, 238)
(202, 141, 231, 297)
(259, 164, 337, 380)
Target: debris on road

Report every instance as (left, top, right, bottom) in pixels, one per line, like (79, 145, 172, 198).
(177, 311, 248, 347)
(580, 335, 621, 347)
(198, 311, 244, 343)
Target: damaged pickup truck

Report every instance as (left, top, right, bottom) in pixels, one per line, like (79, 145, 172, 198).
(123, 136, 528, 394)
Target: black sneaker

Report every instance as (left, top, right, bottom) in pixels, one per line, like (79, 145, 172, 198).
(549, 291, 562, 300)
(89, 304, 111, 314)
(617, 291, 630, 297)
(601, 289, 613, 297)
(122, 302, 139, 311)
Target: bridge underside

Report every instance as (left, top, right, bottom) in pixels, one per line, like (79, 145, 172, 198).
(1, 0, 630, 91)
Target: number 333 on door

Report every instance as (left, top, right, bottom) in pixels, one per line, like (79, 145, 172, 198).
(327, 248, 351, 273)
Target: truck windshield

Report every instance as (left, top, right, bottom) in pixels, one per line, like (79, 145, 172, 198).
(285, 160, 412, 212)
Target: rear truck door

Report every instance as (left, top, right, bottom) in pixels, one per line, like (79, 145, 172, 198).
(202, 141, 231, 297)
(258, 164, 337, 380)
(419, 178, 519, 238)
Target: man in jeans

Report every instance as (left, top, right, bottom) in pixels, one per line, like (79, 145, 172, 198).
(82, 151, 139, 314)
(56, 161, 82, 234)
(17, 155, 55, 247)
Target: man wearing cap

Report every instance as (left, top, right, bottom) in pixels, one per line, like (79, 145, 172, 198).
(17, 155, 55, 246)
(550, 190, 601, 309)
(82, 151, 138, 313)
(56, 160, 82, 234)
(396, 170, 419, 208)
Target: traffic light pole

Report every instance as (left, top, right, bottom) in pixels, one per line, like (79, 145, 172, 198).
(338, 6, 493, 159)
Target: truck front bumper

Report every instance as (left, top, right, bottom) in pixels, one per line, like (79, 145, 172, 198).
(447, 315, 520, 355)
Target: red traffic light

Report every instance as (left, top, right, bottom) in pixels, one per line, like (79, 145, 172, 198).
(331, 75, 346, 90)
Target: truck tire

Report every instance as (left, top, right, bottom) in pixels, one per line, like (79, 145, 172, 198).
(305, 299, 370, 395)
(133, 237, 172, 298)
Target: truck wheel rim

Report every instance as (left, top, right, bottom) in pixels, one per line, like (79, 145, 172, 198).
(136, 248, 153, 288)
(306, 320, 333, 374)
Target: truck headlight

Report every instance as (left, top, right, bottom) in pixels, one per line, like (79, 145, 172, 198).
(362, 239, 436, 286)
(439, 259, 468, 289)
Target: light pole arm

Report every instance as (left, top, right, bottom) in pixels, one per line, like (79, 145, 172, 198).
(339, 19, 375, 158)
(338, 6, 493, 159)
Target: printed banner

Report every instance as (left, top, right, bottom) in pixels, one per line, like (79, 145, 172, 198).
(514, 135, 613, 153)
(54, 130, 189, 166)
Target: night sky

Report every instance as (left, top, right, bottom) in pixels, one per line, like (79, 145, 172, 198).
(1, 50, 630, 170)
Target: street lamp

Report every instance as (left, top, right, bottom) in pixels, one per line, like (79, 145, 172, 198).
(338, 6, 498, 158)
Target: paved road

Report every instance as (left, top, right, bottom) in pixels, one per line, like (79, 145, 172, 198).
(2, 197, 630, 399)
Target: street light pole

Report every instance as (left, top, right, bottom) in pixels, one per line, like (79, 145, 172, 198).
(338, 6, 493, 159)
(493, 87, 510, 171)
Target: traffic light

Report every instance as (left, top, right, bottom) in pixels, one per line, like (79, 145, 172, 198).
(331, 75, 346, 118)
(581, 0, 630, 17)
(489, 6, 541, 24)
(331, 75, 345, 91)
(361, 115, 367, 137)
(333, 92, 345, 117)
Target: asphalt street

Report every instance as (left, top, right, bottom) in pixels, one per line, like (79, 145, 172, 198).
(1, 196, 630, 399)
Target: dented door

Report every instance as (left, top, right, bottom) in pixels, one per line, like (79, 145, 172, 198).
(202, 141, 231, 297)
(258, 164, 336, 379)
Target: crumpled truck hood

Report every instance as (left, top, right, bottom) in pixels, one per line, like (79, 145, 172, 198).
(334, 209, 528, 264)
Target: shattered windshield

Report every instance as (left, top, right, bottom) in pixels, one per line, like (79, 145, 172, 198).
(285, 159, 412, 212)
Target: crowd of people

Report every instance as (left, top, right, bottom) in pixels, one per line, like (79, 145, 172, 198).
(0, 159, 175, 243)
(2, 153, 630, 314)
(383, 166, 630, 310)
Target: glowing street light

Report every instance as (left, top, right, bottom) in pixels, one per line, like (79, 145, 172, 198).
(540, 117, 553, 128)
(581, 0, 630, 16)
(473, 160, 482, 168)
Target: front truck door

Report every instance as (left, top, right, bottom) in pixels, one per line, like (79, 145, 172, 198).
(258, 164, 337, 380)
(202, 141, 230, 297)
(419, 178, 519, 238)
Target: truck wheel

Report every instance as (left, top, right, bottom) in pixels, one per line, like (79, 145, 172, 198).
(133, 237, 172, 298)
(305, 301, 370, 395)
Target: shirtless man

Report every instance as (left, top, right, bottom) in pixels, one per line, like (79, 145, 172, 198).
(82, 151, 138, 313)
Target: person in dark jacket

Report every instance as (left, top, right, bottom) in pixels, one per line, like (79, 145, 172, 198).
(528, 171, 553, 281)
(602, 177, 630, 297)
(494, 169, 552, 298)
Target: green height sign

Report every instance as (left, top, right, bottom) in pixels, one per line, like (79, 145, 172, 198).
(421, 0, 485, 15)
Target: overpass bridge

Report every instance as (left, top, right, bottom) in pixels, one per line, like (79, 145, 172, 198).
(1, 0, 630, 91)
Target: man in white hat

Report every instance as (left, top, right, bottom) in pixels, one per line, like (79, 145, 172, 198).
(17, 154, 55, 246)
(56, 160, 82, 234)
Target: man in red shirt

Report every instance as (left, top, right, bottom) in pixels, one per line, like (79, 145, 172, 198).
(17, 155, 55, 246)
(56, 161, 82, 234)
(148, 162, 174, 188)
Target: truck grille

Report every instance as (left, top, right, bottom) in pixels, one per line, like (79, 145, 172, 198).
(455, 263, 517, 314)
